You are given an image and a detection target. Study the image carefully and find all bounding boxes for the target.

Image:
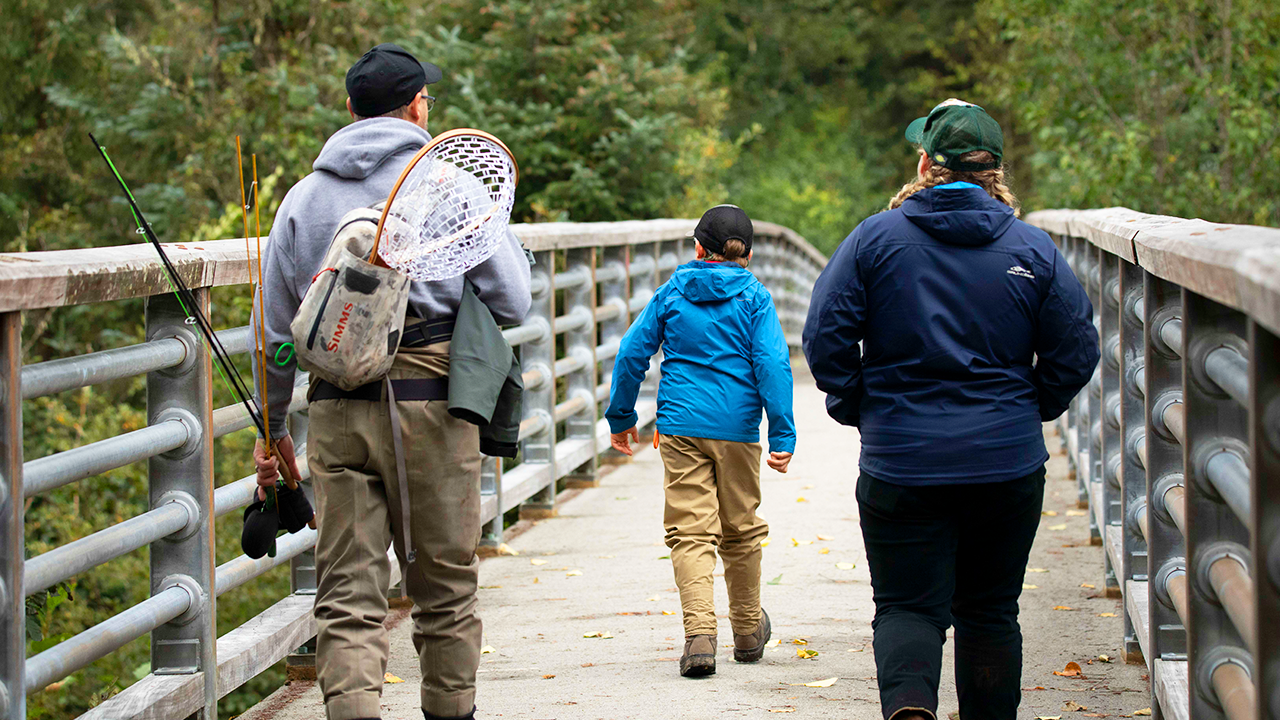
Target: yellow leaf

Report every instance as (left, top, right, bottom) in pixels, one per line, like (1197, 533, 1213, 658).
(1080, 583, 1096, 589)
(819, 547, 830, 554)
(383, 673, 403, 684)
(1098, 655, 1112, 663)
(802, 484, 814, 489)
(601, 631, 614, 639)
(1042, 510, 1059, 516)
(1027, 568, 1049, 573)
(761, 538, 771, 547)
(796, 648, 819, 659)
(481, 645, 495, 654)
(1066, 510, 1087, 516)
(796, 496, 809, 503)
(496, 543, 519, 556)
(1133, 708, 1152, 716)
(583, 631, 602, 638)
(804, 677, 838, 688)
(792, 638, 808, 645)
(530, 559, 547, 566)
(1036, 716, 1063, 720)
(533, 577, 540, 584)
(1053, 606, 1075, 611)
(816, 534, 834, 541)
(542, 674, 556, 679)
(766, 639, 781, 648)
(836, 562, 855, 570)
(661, 610, 675, 615)
(791, 538, 813, 546)
(566, 570, 583, 577)
(1047, 523, 1068, 531)
(1098, 612, 1117, 618)
(768, 708, 797, 713)
(1023, 584, 1039, 590)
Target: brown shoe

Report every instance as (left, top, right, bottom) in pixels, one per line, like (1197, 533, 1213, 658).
(680, 635, 717, 677)
(733, 609, 771, 662)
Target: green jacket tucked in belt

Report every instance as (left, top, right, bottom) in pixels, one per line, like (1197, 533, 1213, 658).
(449, 279, 523, 457)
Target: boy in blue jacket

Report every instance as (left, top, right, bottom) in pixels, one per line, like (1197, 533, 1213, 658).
(607, 205, 796, 678)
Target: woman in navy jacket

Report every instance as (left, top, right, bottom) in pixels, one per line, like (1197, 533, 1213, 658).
(803, 100, 1099, 720)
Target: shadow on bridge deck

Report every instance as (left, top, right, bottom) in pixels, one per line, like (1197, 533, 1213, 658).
(240, 367, 1147, 720)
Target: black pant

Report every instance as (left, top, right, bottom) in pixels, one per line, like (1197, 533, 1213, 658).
(856, 468, 1046, 720)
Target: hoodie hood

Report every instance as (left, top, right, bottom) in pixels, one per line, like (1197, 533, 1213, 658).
(313, 118, 433, 180)
(669, 261, 757, 303)
(900, 184, 1017, 247)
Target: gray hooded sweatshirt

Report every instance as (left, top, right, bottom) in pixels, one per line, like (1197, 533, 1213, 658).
(252, 117, 532, 437)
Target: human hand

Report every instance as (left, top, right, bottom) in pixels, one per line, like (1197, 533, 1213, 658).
(767, 451, 793, 474)
(254, 435, 302, 499)
(610, 427, 640, 456)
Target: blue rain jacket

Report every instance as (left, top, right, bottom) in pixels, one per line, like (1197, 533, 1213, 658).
(606, 260, 796, 453)
(803, 183, 1099, 484)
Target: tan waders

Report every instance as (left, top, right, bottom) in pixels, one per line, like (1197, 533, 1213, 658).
(308, 341, 482, 720)
(659, 434, 769, 643)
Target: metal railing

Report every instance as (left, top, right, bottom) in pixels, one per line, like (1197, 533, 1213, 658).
(1027, 208, 1280, 720)
(0, 218, 825, 720)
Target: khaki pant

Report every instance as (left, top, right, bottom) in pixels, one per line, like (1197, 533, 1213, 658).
(308, 342, 483, 720)
(659, 434, 769, 637)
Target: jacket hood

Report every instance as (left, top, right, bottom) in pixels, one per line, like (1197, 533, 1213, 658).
(900, 183, 1017, 247)
(670, 261, 756, 303)
(313, 118, 433, 180)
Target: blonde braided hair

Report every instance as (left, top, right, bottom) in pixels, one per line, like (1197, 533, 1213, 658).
(888, 150, 1021, 217)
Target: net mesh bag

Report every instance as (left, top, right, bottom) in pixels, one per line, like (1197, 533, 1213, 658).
(373, 130, 518, 281)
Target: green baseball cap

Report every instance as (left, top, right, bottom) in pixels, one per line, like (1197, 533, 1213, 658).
(904, 98, 1003, 172)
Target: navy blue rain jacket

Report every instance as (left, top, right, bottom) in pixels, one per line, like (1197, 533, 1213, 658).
(607, 261, 796, 453)
(802, 183, 1099, 484)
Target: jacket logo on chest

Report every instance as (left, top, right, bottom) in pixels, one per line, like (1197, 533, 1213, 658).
(1007, 265, 1035, 280)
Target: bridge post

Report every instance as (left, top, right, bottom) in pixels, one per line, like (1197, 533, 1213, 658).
(1119, 259, 1149, 664)
(1100, 253, 1124, 597)
(562, 248, 599, 488)
(145, 291, 217, 718)
(598, 245, 631, 462)
(1143, 274, 1187, 718)
(0, 312, 24, 720)
(520, 250, 558, 519)
(1247, 320, 1280, 720)
(1182, 291, 1254, 719)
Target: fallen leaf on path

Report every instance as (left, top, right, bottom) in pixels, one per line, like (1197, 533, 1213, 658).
(1064, 700, 1088, 711)
(1067, 510, 1087, 516)
(1042, 510, 1059, 517)
(1024, 686, 1047, 691)
(661, 610, 675, 615)
(1028, 568, 1049, 573)
(796, 496, 809, 503)
(383, 673, 403, 684)
(1132, 709, 1152, 717)
(1047, 523, 1068, 531)
(792, 638, 809, 645)
(480, 585, 502, 589)
(791, 538, 813, 546)
(804, 677, 838, 688)
(1098, 612, 1117, 618)
(766, 639, 781, 648)
(1053, 606, 1077, 611)
(1023, 584, 1039, 590)
(1081, 583, 1097, 589)
(496, 543, 519, 556)
(803, 484, 814, 489)
(566, 570, 583, 577)
(836, 562, 855, 570)
(761, 538, 771, 547)
(816, 534, 834, 541)
(1098, 655, 1112, 663)
(1036, 716, 1063, 720)
(768, 708, 797, 713)
(533, 577, 540, 584)
(542, 674, 556, 679)
(1054, 661, 1084, 677)
(658, 555, 670, 559)
(583, 631, 615, 638)
(767, 574, 783, 585)
(530, 559, 547, 566)
(646, 596, 659, 602)
(796, 649, 819, 659)
(481, 645, 495, 654)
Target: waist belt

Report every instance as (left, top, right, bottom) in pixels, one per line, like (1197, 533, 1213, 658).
(311, 377, 449, 402)
(400, 319, 454, 348)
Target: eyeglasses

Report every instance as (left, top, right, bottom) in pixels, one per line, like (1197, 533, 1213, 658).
(421, 93, 436, 112)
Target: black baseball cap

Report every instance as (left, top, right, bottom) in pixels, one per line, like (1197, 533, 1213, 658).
(346, 43, 443, 118)
(905, 98, 1003, 172)
(691, 204, 753, 256)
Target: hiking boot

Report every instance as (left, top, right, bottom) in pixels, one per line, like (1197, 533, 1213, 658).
(680, 635, 717, 677)
(733, 609, 772, 663)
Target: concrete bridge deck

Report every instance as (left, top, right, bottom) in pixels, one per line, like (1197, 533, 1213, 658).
(242, 369, 1148, 720)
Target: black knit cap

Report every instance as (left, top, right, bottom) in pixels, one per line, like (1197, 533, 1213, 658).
(346, 43, 443, 118)
(691, 204, 753, 256)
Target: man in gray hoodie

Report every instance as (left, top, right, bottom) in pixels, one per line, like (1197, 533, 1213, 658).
(251, 43, 531, 720)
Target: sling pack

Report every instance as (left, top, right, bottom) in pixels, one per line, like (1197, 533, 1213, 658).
(290, 207, 410, 390)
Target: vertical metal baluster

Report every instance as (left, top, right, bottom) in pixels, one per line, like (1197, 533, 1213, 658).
(635, 242, 660, 439)
(1246, 319, 1280, 720)
(520, 250, 558, 519)
(1062, 235, 1082, 486)
(146, 291, 216, 718)
(1183, 291, 1254, 719)
(598, 244, 631, 453)
(1087, 247, 1104, 548)
(1119, 258, 1150, 665)
(1145, 273, 1187, 720)
(563, 248, 599, 488)
(286, 409, 317, 680)
(1101, 253, 1124, 597)
(0, 311, 24, 720)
